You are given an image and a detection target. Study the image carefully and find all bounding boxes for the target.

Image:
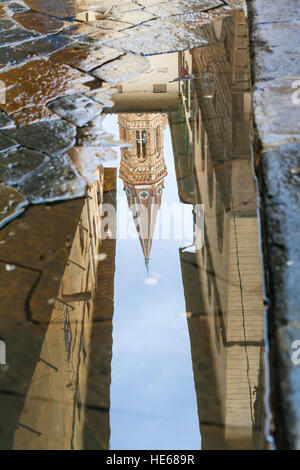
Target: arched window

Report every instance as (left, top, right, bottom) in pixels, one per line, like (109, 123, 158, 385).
(136, 130, 147, 159)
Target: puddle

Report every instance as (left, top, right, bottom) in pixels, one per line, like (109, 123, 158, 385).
(0, 1, 271, 451)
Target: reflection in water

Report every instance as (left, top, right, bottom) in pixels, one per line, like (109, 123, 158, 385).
(10, 169, 104, 449)
(0, 10, 269, 450)
(11, 168, 117, 450)
(173, 10, 267, 449)
(119, 113, 168, 271)
(111, 119, 199, 450)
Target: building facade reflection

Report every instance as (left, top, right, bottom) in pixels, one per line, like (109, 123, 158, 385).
(172, 10, 268, 449)
(9, 168, 117, 450)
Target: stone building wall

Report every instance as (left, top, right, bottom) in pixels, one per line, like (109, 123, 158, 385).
(9, 168, 117, 450)
(177, 10, 265, 449)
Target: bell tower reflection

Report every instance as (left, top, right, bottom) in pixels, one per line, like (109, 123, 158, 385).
(119, 113, 168, 271)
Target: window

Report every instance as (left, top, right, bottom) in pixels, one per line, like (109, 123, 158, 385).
(153, 84, 167, 93)
(136, 130, 147, 159)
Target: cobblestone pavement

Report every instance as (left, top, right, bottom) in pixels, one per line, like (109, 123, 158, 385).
(0, 0, 242, 228)
(0, 1, 273, 451)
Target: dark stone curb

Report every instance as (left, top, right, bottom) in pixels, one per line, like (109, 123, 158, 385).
(258, 144, 300, 449)
(247, 0, 300, 449)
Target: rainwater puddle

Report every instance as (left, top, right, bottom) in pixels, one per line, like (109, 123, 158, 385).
(0, 2, 272, 450)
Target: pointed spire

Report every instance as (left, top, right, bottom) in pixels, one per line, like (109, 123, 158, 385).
(145, 257, 150, 276)
(118, 113, 167, 273)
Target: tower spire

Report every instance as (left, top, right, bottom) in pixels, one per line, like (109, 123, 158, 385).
(118, 113, 168, 271)
(145, 257, 150, 276)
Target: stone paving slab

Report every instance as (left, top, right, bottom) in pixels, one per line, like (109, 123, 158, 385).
(7, 2, 29, 12)
(24, 0, 116, 18)
(0, 147, 48, 184)
(0, 18, 17, 32)
(4, 119, 76, 156)
(111, 1, 143, 13)
(91, 52, 150, 84)
(253, 78, 300, 150)
(17, 34, 75, 55)
(107, 11, 219, 55)
(87, 87, 117, 107)
(0, 110, 15, 129)
(75, 13, 132, 31)
(0, 27, 41, 48)
(0, 131, 19, 152)
(51, 44, 123, 72)
(48, 93, 103, 127)
(251, 21, 300, 82)
(136, 0, 163, 6)
(249, 0, 300, 25)
(78, 28, 128, 47)
(144, 0, 224, 18)
(0, 46, 34, 70)
(107, 8, 156, 24)
(59, 22, 99, 37)
(18, 153, 86, 203)
(10, 105, 57, 126)
(87, 18, 133, 30)
(0, 58, 91, 115)
(0, 183, 28, 229)
(13, 10, 66, 34)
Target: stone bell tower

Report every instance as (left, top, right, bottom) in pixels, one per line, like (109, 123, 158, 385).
(118, 113, 168, 271)
(119, 113, 167, 185)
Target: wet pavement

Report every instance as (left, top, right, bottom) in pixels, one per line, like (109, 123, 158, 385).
(0, 0, 271, 450)
(248, 0, 300, 450)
